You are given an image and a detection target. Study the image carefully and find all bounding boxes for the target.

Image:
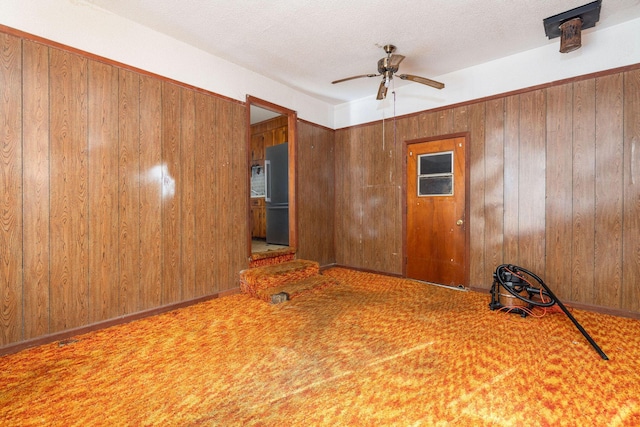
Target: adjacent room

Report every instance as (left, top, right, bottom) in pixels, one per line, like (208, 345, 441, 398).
(1, 0, 640, 425)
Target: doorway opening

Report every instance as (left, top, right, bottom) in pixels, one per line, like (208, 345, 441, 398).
(247, 96, 297, 258)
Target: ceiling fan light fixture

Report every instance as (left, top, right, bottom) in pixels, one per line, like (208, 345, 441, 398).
(384, 71, 392, 88)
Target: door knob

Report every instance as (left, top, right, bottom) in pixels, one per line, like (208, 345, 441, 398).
(456, 219, 464, 226)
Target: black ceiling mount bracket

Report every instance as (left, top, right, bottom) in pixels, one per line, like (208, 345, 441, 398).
(543, 0, 602, 39)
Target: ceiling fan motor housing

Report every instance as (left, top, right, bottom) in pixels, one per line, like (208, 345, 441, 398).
(378, 57, 400, 75)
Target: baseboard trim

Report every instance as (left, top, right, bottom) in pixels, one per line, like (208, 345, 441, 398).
(328, 264, 404, 278)
(0, 293, 222, 357)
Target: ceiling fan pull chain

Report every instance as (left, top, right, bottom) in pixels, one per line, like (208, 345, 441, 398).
(382, 101, 386, 150)
(393, 90, 397, 147)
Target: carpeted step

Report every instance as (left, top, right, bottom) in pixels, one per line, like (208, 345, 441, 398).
(249, 247, 296, 268)
(239, 259, 320, 299)
(256, 274, 339, 303)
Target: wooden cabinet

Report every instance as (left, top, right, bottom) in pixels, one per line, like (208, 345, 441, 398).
(250, 133, 264, 162)
(272, 126, 288, 146)
(250, 197, 266, 238)
(252, 130, 274, 159)
(262, 129, 275, 150)
(250, 123, 288, 163)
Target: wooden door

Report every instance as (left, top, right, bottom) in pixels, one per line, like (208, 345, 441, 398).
(406, 136, 467, 287)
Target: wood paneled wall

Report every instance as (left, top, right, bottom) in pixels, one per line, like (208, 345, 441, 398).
(296, 120, 335, 266)
(2, 25, 639, 352)
(0, 33, 248, 347)
(335, 68, 640, 315)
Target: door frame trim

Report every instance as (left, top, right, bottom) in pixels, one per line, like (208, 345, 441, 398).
(246, 96, 298, 258)
(402, 132, 471, 286)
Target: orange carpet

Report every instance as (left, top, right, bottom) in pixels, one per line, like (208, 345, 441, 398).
(1, 267, 639, 426)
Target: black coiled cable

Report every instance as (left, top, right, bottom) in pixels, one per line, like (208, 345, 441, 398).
(494, 264, 556, 307)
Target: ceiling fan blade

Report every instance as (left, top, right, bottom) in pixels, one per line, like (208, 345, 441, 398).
(397, 74, 444, 89)
(388, 54, 405, 68)
(331, 74, 379, 84)
(376, 80, 388, 100)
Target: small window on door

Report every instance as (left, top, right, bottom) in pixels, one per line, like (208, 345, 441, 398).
(417, 151, 453, 196)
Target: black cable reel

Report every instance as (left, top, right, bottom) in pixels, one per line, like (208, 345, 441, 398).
(489, 264, 608, 360)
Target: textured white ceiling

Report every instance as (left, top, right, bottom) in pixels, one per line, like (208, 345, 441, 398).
(86, 0, 640, 104)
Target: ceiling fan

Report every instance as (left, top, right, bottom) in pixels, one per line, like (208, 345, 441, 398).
(331, 44, 445, 100)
